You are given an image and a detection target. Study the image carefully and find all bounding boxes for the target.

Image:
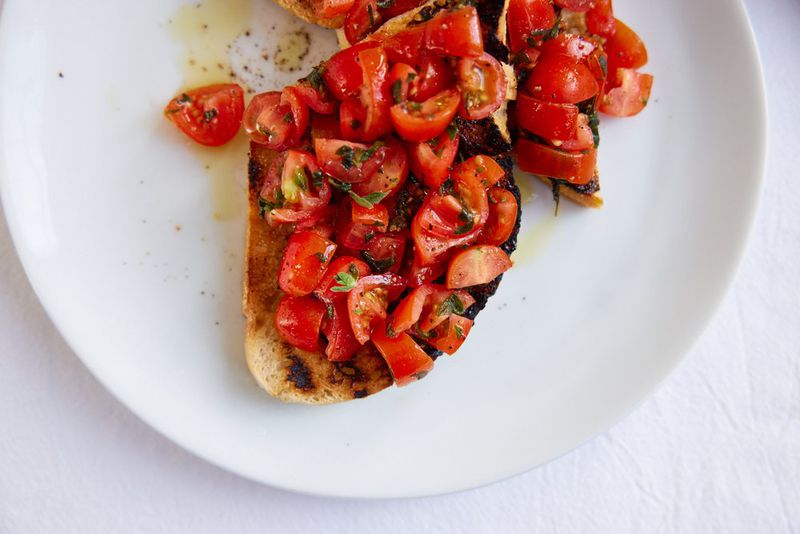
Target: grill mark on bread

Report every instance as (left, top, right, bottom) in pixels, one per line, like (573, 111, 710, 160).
(287, 354, 315, 390)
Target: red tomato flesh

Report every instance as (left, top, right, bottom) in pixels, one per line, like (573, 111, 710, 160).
(599, 68, 653, 117)
(243, 91, 294, 149)
(279, 231, 337, 297)
(408, 128, 460, 189)
(390, 89, 461, 142)
(322, 42, 381, 101)
(515, 138, 597, 185)
(165, 84, 244, 147)
(371, 327, 434, 386)
(275, 295, 327, 352)
(516, 93, 580, 141)
(347, 274, 407, 344)
(446, 245, 512, 288)
(524, 52, 599, 104)
(507, 0, 556, 53)
(428, 315, 474, 355)
(482, 188, 519, 246)
(457, 52, 507, 120)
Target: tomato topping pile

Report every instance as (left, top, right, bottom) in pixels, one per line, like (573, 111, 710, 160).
(510, 0, 653, 187)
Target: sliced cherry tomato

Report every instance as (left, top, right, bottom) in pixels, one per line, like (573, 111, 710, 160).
(403, 255, 447, 287)
(295, 205, 338, 239)
(314, 256, 371, 303)
(321, 297, 362, 361)
(344, 0, 382, 44)
(363, 232, 406, 274)
(347, 274, 406, 344)
(357, 47, 393, 141)
(313, 0, 355, 17)
(416, 286, 475, 333)
(457, 52, 507, 120)
(586, 0, 615, 37)
(445, 245, 512, 289)
(379, 24, 425, 64)
(599, 68, 653, 117)
(412, 56, 455, 102)
(516, 93, 580, 141)
(553, 0, 596, 11)
(507, 0, 556, 53)
(586, 47, 609, 94)
(243, 91, 294, 149)
(311, 112, 342, 140)
(539, 33, 597, 61)
(164, 84, 244, 147)
(559, 113, 594, 151)
(390, 88, 461, 142)
(292, 82, 338, 115)
(524, 53, 600, 104)
(339, 98, 367, 141)
(604, 18, 648, 79)
(259, 150, 332, 224)
(350, 136, 410, 198)
(352, 202, 389, 231)
(322, 42, 381, 100)
(313, 138, 386, 183)
(513, 47, 541, 71)
(275, 295, 327, 352)
(371, 327, 434, 386)
(408, 127, 460, 189)
(280, 86, 310, 146)
(515, 139, 597, 184)
(452, 154, 506, 189)
(388, 63, 417, 104)
(482, 188, 518, 246)
(278, 231, 337, 297)
(336, 205, 378, 251)
(427, 315, 473, 354)
(424, 7, 484, 58)
(389, 285, 434, 334)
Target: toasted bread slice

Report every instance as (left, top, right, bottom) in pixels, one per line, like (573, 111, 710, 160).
(271, 0, 345, 28)
(245, 0, 518, 403)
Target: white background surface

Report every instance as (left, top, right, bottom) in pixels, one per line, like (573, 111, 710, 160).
(1, 0, 798, 532)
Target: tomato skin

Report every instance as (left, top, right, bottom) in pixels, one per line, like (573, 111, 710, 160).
(243, 91, 294, 149)
(412, 56, 455, 102)
(524, 53, 600, 104)
(507, 0, 556, 53)
(553, 0, 596, 11)
(321, 297, 363, 361)
(347, 274, 407, 344)
(408, 129, 460, 189)
(599, 68, 653, 117)
(311, 112, 342, 139)
(586, 0, 615, 37)
(388, 63, 417, 103)
(279, 231, 337, 297)
(260, 150, 332, 224)
(352, 202, 389, 231)
(380, 0, 425, 18)
(313, 0, 355, 17)
(380, 25, 425, 64)
(363, 232, 406, 274)
(559, 113, 594, 151)
(516, 93, 580, 141)
(371, 327, 434, 386)
(165, 84, 244, 147)
(482, 188, 519, 246)
(293, 83, 338, 115)
(539, 33, 597, 62)
(344, 0, 382, 44)
(452, 154, 506, 189)
(445, 245, 512, 289)
(389, 285, 434, 334)
(428, 315, 473, 355)
(280, 86, 310, 146)
(390, 88, 461, 142)
(424, 7, 484, 58)
(604, 18, 648, 79)
(515, 139, 597, 185)
(403, 255, 447, 287)
(357, 47, 393, 141)
(514, 47, 541, 71)
(322, 42, 381, 100)
(313, 138, 385, 183)
(275, 295, 327, 352)
(416, 286, 475, 333)
(350, 137, 409, 198)
(457, 52, 507, 120)
(314, 256, 371, 302)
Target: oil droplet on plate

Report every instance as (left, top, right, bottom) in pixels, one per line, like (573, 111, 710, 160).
(513, 215, 557, 266)
(190, 131, 250, 221)
(274, 30, 311, 73)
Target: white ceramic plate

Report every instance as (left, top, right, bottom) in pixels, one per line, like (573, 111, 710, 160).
(0, 0, 766, 498)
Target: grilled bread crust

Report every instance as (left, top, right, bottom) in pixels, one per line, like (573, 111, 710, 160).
(271, 0, 345, 28)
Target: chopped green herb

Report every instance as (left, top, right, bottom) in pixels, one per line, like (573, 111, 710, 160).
(257, 125, 274, 139)
(315, 252, 328, 263)
(311, 170, 325, 188)
(350, 119, 362, 130)
(551, 180, 561, 216)
(202, 108, 218, 123)
(367, 4, 375, 27)
(305, 66, 325, 91)
(326, 303, 334, 319)
(336, 145, 356, 169)
(293, 167, 308, 190)
(177, 93, 191, 104)
(598, 54, 608, 78)
(283, 112, 293, 124)
(364, 231, 375, 243)
(376, 0, 393, 7)
(349, 190, 388, 209)
(348, 263, 359, 278)
(454, 206, 474, 235)
(446, 123, 458, 140)
(362, 251, 396, 272)
(331, 270, 358, 293)
(406, 72, 417, 82)
(454, 324, 465, 340)
(354, 307, 364, 315)
(356, 141, 385, 163)
(391, 79, 403, 104)
(329, 177, 352, 193)
(438, 293, 466, 316)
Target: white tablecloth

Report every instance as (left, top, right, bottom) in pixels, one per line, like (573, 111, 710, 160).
(2, 1, 798, 532)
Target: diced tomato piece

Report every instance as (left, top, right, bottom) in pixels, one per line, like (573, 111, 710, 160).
(427, 315, 473, 355)
(559, 113, 595, 151)
(599, 68, 653, 117)
(586, 0, 615, 37)
(363, 232, 406, 274)
(322, 42, 382, 100)
(357, 47, 393, 141)
(424, 7, 484, 58)
(524, 52, 599, 104)
(345, 0, 382, 44)
(295, 205, 338, 240)
(336, 204, 377, 251)
(275, 295, 327, 352)
(389, 285, 434, 334)
(516, 93, 580, 141)
(457, 52, 507, 120)
(347, 274, 406, 344)
(313, 0, 355, 17)
(604, 18, 648, 81)
(379, 24, 425, 64)
(259, 150, 332, 224)
(452, 154, 506, 189)
(350, 136, 409, 198)
(381, 0, 425, 18)
(314, 257, 371, 303)
(280, 86, 310, 146)
(279, 231, 337, 297)
(515, 138, 597, 185)
(446, 245, 512, 289)
(553, 0, 596, 11)
(321, 297, 362, 361)
(408, 127, 459, 189)
(313, 138, 385, 183)
(539, 33, 597, 61)
(164, 84, 244, 147)
(292, 83, 338, 115)
(311, 112, 342, 140)
(507, 0, 556, 53)
(513, 47, 541, 71)
(352, 202, 389, 231)
(482, 188, 518, 246)
(390, 88, 461, 142)
(243, 91, 294, 149)
(403, 255, 447, 287)
(411, 56, 455, 102)
(416, 286, 475, 333)
(388, 63, 417, 104)
(339, 98, 368, 141)
(371, 327, 434, 386)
